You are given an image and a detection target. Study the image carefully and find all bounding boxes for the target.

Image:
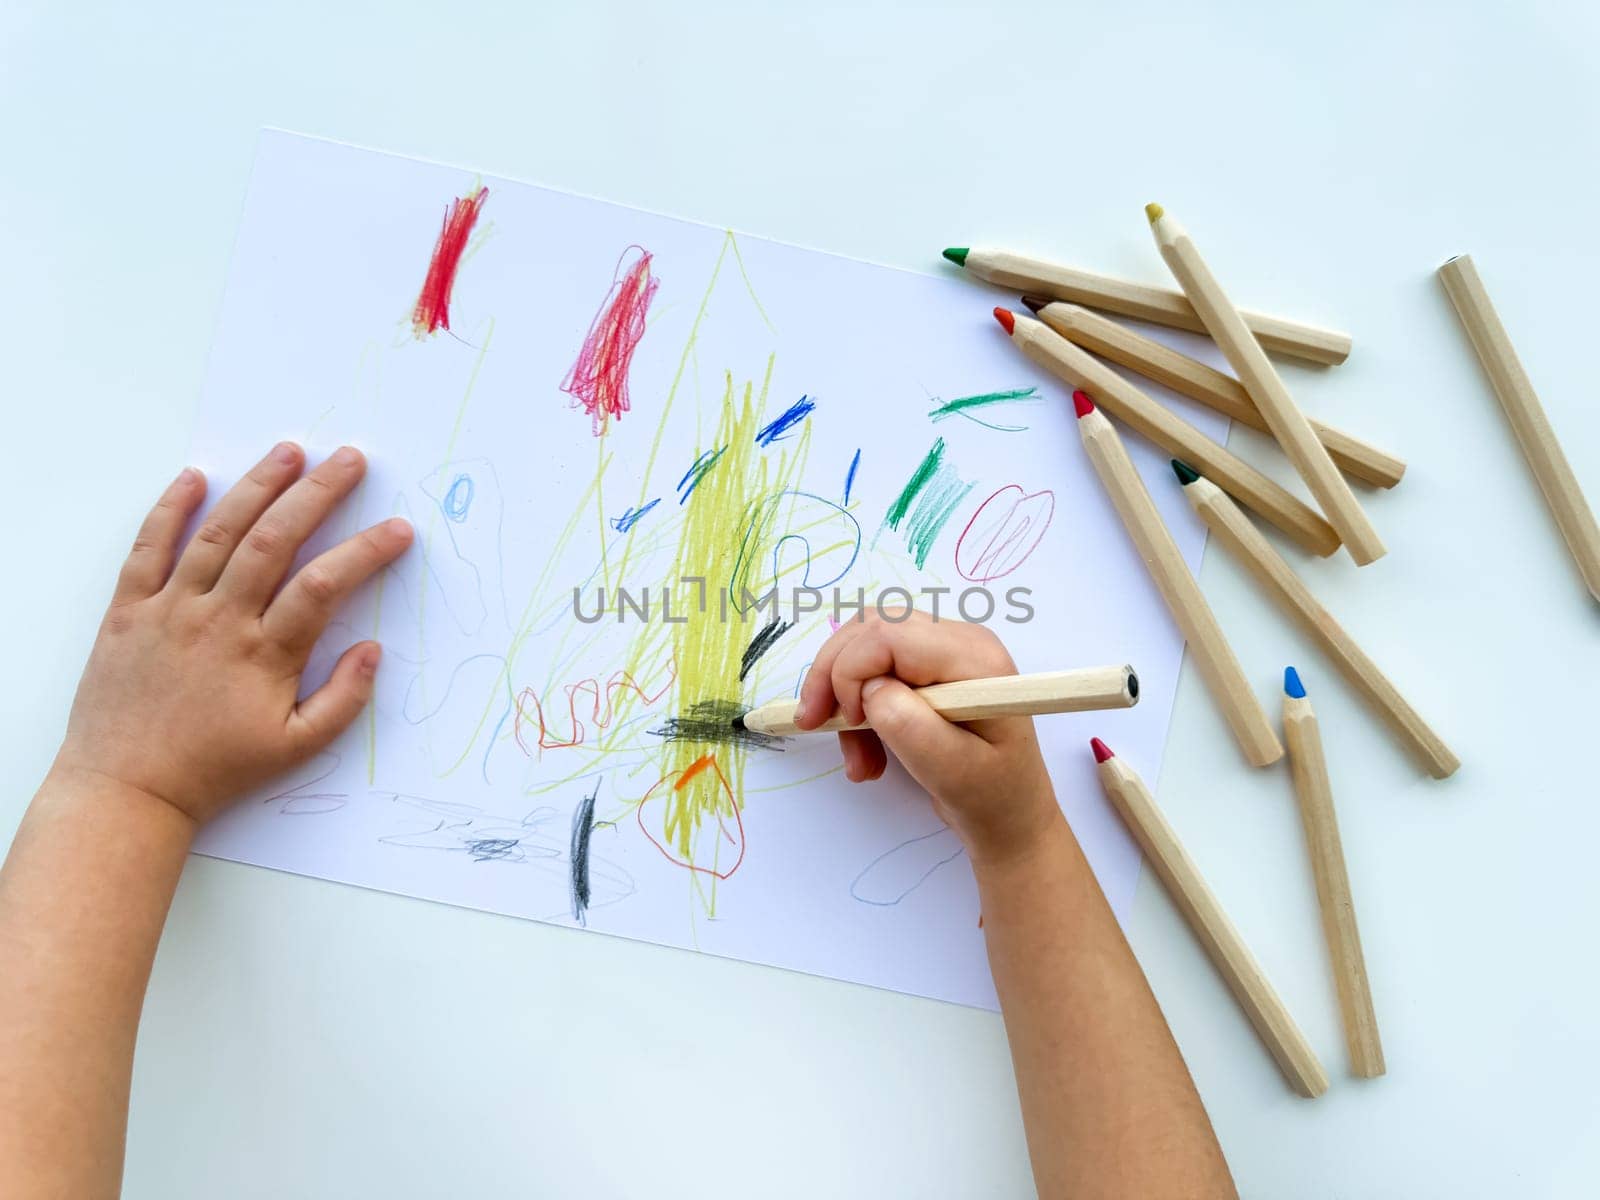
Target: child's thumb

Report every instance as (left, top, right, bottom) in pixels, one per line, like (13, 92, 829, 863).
(859, 676, 971, 792)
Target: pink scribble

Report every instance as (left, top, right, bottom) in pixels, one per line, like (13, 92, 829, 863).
(562, 246, 659, 436)
(955, 485, 1055, 582)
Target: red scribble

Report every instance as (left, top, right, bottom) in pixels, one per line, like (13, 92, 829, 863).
(411, 185, 489, 338)
(512, 660, 676, 755)
(562, 246, 659, 435)
(636, 754, 746, 880)
(955, 485, 1056, 582)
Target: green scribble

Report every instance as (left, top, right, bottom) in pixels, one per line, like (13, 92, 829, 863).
(885, 438, 948, 528)
(928, 387, 1038, 422)
(882, 438, 975, 568)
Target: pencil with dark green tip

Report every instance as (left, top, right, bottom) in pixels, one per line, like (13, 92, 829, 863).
(941, 245, 1351, 366)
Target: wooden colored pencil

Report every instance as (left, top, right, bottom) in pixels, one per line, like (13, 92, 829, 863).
(941, 245, 1351, 366)
(1024, 298, 1405, 489)
(1282, 668, 1386, 1079)
(1175, 464, 1459, 778)
(737, 666, 1139, 736)
(997, 309, 1339, 556)
(1438, 254, 1600, 603)
(1091, 738, 1329, 1098)
(1073, 391, 1282, 767)
(1147, 205, 1387, 565)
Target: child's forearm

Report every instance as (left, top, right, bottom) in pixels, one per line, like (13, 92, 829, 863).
(976, 806, 1236, 1200)
(0, 769, 195, 1199)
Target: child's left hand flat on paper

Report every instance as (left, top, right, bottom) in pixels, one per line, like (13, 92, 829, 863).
(53, 442, 413, 826)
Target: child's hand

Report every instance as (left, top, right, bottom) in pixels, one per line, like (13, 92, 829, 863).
(794, 610, 1062, 867)
(52, 443, 413, 827)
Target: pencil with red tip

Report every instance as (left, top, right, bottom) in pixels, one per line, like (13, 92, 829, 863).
(1282, 668, 1386, 1079)
(1066, 380, 1281, 767)
(991, 306, 1339, 556)
(1091, 738, 1328, 1098)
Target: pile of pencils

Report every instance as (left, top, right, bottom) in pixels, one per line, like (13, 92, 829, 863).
(946, 207, 1598, 1097)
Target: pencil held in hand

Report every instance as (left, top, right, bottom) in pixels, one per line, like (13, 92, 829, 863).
(1146, 204, 1387, 565)
(736, 665, 1139, 736)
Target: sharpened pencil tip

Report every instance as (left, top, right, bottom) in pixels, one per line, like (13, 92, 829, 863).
(731, 713, 748, 731)
(1020, 295, 1049, 315)
(1090, 737, 1114, 764)
(1284, 666, 1306, 699)
(1145, 202, 1164, 223)
(1072, 390, 1095, 419)
(1171, 459, 1200, 486)
(942, 246, 969, 267)
(993, 307, 1015, 335)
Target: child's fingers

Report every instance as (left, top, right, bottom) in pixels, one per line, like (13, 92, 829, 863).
(858, 677, 973, 792)
(829, 618, 1013, 726)
(795, 609, 929, 729)
(171, 442, 305, 593)
(838, 729, 887, 782)
(286, 640, 382, 757)
(216, 447, 367, 609)
(113, 468, 207, 604)
(262, 518, 413, 655)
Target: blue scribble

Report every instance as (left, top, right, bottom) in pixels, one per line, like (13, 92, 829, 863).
(676, 446, 727, 503)
(611, 498, 661, 533)
(850, 828, 966, 906)
(755, 395, 815, 447)
(442, 473, 475, 522)
(844, 448, 861, 504)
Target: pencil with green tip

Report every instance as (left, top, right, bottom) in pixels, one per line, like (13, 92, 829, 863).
(941, 245, 1352, 366)
(1092, 736, 1329, 1098)
(1173, 460, 1458, 778)
(1146, 205, 1386, 565)
(1282, 667, 1386, 1079)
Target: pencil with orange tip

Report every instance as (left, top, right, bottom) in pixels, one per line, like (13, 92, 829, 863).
(1022, 297, 1405, 490)
(939, 245, 1352, 365)
(1438, 254, 1600, 603)
(1146, 204, 1387, 565)
(995, 307, 1340, 556)
(1282, 668, 1386, 1079)
(1068, 383, 1281, 767)
(1091, 737, 1328, 1098)
(1172, 460, 1458, 779)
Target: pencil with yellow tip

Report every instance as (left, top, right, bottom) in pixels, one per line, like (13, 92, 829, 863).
(1282, 668, 1386, 1079)
(1091, 737, 1329, 1098)
(1146, 204, 1388, 565)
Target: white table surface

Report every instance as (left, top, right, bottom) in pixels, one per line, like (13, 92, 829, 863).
(4, 2, 1598, 1195)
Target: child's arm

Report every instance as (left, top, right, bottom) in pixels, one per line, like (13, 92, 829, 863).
(797, 612, 1236, 1200)
(0, 444, 412, 1199)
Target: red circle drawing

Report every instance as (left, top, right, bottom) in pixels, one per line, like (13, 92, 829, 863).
(954, 485, 1055, 582)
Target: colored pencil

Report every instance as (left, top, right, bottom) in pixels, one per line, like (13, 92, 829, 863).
(1282, 668, 1386, 1079)
(941, 245, 1351, 366)
(1092, 738, 1329, 1098)
(1175, 463, 1459, 778)
(736, 666, 1139, 736)
(996, 308, 1339, 556)
(1147, 205, 1387, 565)
(1023, 298, 1405, 489)
(1074, 391, 1282, 766)
(1438, 254, 1600, 603)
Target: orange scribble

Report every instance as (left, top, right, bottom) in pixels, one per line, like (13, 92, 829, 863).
(512, 661, 676, 755)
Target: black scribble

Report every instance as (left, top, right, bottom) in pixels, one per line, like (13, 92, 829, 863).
(570, 781, 599, 925)
(738, 616, 793, 682)
(466, 837, 522, 862)
(649, 699, 787, 752)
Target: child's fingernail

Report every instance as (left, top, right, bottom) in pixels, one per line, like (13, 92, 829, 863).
(273, 441, 300, 463)
(792, 697, 810, 724)
(861, 677, 888, 704)
(177, 466, 200, 485)
(334, 445, 362, 466)
(360, 644, 383, 676)
(385, 517, 413, 541)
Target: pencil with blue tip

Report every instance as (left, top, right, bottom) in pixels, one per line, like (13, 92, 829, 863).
(1282, 668, 1386, 1079)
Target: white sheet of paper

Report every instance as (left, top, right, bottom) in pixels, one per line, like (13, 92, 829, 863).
(188, 130, 1229, 1010)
